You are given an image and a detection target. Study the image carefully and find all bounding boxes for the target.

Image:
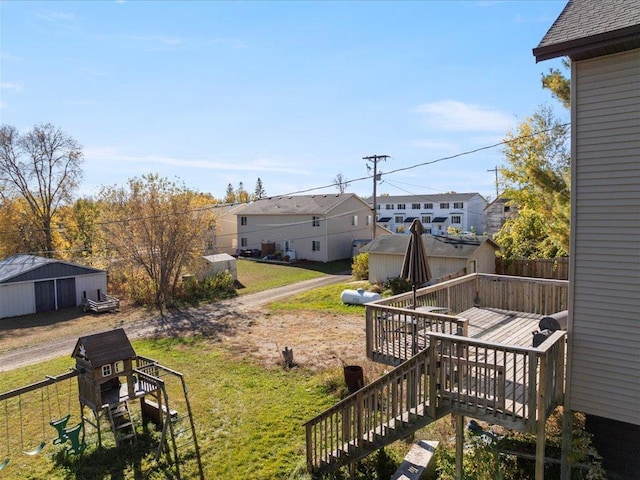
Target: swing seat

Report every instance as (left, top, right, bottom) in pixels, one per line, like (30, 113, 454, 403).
(63, 424, 85, 455)
(0, 458, 9, 471)
(23, 440, 46, 456)
(50, 414, 71, 445)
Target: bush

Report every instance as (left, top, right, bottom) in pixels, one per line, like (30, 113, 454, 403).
(351, 253, 369, 280)
(383, 277, 412, 295)
(180, 270, 237, 304)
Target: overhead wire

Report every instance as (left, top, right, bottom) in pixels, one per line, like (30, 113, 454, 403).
(0, 122, 569, 257)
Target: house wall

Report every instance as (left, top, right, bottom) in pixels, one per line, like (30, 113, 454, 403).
(210, 205, 243, 255)
(470, 243, 498, 275)
(568, 49, 640, 425)
(326, 197, 374, 262)
(0, 282, 35, 318)
(375, 194, 487, 234)
(368, 253, 481, 284)
(237, 197, 372, 262)
(75, 273, 108, 303)
(0, 272, 107, 319)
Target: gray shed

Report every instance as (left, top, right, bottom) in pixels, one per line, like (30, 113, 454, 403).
(361, 234, 499, 284)
(200, 253, 237, 281)
(0, 254, 108, 319)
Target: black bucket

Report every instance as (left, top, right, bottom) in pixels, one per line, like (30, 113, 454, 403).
(343, 365, 364, 394)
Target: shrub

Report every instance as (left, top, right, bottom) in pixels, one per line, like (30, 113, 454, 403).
(383, 277, 412, 295)
(180, 270, 237, 304)
(351, 253, 369, 280)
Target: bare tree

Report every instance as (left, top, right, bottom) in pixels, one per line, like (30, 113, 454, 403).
(333, 173, 350, 193)
(99, 174, 213, 312)
(0, 124, 83, 256)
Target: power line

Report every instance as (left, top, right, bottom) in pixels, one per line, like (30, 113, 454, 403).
(0, 123, 569, 240)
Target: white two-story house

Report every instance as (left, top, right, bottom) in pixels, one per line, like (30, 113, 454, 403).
(372, 192, 487, 235)
(236, 193, 375, 263)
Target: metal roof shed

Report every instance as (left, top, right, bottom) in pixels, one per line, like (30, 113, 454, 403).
(0, 254, 108, 319)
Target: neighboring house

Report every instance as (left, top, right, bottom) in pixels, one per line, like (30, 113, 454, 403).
(236, 193, 375, 263)
(0, 254, 108, 319)
(483, 196, 517, 236)
(534, 1, 640, 477)
(370, 193, 487, 235)
(361, 234, 499, 284)
(207, 203, 247, 256)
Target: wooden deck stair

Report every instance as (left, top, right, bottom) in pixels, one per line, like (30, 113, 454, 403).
(305, 346, 452, 474)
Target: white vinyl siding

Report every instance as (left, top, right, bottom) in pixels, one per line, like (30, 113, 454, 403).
(568, 49, 640, 425)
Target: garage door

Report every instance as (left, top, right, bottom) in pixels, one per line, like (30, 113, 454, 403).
(35, 280, 56, 313)
(56, 277, 77, 309)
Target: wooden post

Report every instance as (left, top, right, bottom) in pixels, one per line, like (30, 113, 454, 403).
(536, 355, 547, 480)
(561, 408, 573, 480)
(455, 414, 464, 480)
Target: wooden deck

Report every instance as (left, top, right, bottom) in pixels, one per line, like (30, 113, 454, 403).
(306, 274, 568, 475)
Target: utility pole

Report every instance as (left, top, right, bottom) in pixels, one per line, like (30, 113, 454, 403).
(487, 166, 499, 199)
(363, 154, 389, 239)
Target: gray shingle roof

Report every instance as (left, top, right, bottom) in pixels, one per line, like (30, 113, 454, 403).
(534, 0, 640, 62)
(366, 192, 484, 205)
(0, 254, 104, 283)
(361, 234, 497, 259)
(238, 193, 365, 215)
(72, 328, 135, 367)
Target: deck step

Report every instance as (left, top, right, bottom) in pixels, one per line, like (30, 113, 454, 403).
(391, 440, 439, 480)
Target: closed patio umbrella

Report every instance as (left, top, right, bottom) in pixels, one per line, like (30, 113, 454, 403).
(401, 218, 432, 309)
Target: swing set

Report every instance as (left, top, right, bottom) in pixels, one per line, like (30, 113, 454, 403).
(0, 369, 82, 473)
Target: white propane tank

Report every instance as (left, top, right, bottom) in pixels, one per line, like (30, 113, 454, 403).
(341, 288, 381, 305)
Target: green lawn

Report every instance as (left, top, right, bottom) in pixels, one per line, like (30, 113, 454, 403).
(0, 339, 340, 480)
(235, 258, 352, 296)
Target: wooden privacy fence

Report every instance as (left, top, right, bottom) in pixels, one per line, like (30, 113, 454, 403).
(496, 257, 569, 280)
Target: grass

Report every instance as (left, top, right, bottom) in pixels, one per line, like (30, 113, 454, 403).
(268, 281, 373, 314)
(235, 258, 352, 296)
(0, 338, 340, 480)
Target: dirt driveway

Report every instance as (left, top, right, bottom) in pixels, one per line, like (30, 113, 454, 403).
(0, 273, 373, 374)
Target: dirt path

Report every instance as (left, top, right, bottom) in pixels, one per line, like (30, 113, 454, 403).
(0, 273, 362, 373)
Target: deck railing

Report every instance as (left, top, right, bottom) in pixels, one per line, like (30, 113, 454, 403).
(304, 346, 439, 474)
(305, 328, 566, 473)
(428, 329, 566, 432)
(366, 273, 568, 363)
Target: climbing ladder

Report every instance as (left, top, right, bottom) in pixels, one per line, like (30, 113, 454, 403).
(107, 400, 136, 445)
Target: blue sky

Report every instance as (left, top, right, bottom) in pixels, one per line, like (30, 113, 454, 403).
(1, 0, 568, 202)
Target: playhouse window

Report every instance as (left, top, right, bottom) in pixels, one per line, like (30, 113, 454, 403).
(114, 361, 124, 374)
(102, 364, 112, 377)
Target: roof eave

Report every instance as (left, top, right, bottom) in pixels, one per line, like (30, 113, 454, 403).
(533, 25, 640, 62)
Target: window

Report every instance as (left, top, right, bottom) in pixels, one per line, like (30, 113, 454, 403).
(352, 215, 358, 226)
(366, 215, 371, 225)
(312, 241, 320, 251)
(504, 206, 511, 212)
(411, 203, 421, 209)
(394, 215, 404, 223)
(451, 215, 462, 224)
(385, 204, 394, 210)
(453, 202, 464, 209)
(424, 203, 433, 209)
(397, 203, 406, 210)
(114, 361, 124, 374)
(240, 216, 247, 226)
(312, 216, 320, 227)
(425, 228, 432, 234)
(440, 203, 449, 209)
(421, 215, 431, 223)
(102, 364, 112, 377)
(241, 237, 248, 247)
(376, 204, 381, 210)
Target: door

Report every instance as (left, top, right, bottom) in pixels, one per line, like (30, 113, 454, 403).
(34, 280, 56, 313)
(56, 277, 77, 308)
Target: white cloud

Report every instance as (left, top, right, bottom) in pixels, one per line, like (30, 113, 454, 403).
(1, 82, 24, 93)
(84, 147, 314, 175)
(414, 100, 515, 133)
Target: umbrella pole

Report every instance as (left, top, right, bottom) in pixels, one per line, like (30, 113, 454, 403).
(412, 284, 417, 309)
